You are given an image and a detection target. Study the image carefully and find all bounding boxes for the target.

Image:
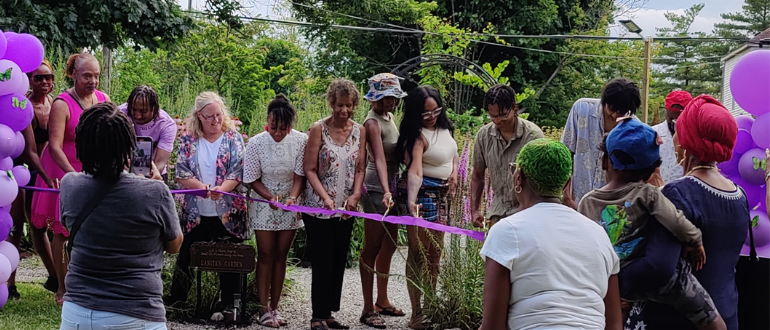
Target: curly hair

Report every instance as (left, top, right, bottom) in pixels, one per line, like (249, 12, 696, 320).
(76, 102, 136, 182)
(326, 78, 361, 108)
(601, 78, 641, 115)
(517, 138, 573, 198)
(483, 84, 517, 113)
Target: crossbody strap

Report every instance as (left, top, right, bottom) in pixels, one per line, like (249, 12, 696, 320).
(66, 179, 116, 257)
(737, 185, 757, 261)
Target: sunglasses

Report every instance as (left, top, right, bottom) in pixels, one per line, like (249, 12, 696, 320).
(32, 74, 54, 82)
(421, 107, 443, 119)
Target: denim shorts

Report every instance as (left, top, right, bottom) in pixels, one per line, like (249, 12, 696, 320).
(60, 301, 167, 330)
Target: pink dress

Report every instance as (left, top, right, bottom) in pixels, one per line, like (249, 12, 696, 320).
(31, 90, 107, 236)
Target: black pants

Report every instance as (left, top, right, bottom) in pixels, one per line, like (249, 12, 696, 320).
(303, 214, 354, 319)
(169, 216, 243, 306)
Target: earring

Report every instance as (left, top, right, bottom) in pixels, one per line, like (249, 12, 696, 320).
(514, 186, 522, 194)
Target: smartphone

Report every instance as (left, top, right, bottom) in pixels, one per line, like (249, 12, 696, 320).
(132, 136, 154, 177)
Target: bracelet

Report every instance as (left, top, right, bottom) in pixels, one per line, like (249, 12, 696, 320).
(287, 196, 297, 201)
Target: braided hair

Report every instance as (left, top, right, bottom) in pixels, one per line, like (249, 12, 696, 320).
(601, 78, 641, 115)
(267, 93, 296, 128)
(127, 85, 161, 122)
(76, 102, 136, 182)
(516, 138, 573, 198)
(483, 84, 517, 113)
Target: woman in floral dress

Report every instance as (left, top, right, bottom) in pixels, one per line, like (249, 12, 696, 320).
(167, 91, 248, 309)
(243, 94, 308, 327)
(303, 79, 368, 330)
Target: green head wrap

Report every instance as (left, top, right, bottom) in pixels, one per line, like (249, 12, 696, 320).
(516, 138, 573, 198)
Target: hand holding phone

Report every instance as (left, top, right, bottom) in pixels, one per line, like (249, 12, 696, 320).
(132, 136, 154, 177)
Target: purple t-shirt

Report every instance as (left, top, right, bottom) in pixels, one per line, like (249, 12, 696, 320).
(119, 103, 178, 172)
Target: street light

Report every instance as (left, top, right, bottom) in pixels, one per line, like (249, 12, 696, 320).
(620, 19, 652, 124)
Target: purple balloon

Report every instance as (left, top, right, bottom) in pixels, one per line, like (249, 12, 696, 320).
(0, 204, 9, 212)
(11, 165, 29, 186)
(719, 150, 742, 175)
(0, 170, 17, 206)
(0, 157, 10, 171)
(0, 241, 19, 271)
(751, 113, 770, 149)
(739, 148, 769, 185)
(731, 50, 770, 116)
(0, 125, 14, 159)
(2, 33, 44, 73)
(9, 131, 23, 159)
(0, 283, 7, 310)
(0, 32, 6, 60)
(0, 254, 10, 283)
(734, 175, 766, 209)
(736, 115, 755, 131)
(0, 210, 10, 241)
(0, 93, 33, 132)
(747, 209, 770, 248)
(9, 70, 28, 95)
(0, 60, 23, 97)
(734, 129, 755, 154)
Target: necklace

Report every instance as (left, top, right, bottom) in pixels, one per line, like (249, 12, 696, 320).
(686, 165, 717, 177)
(71, 88, 95, 108)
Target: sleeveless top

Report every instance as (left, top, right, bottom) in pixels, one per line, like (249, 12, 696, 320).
(26, 93, 53, 145)
(304, 120, 361, 219)
(420, 128, 456, 180)
(364, 110, 399, 193)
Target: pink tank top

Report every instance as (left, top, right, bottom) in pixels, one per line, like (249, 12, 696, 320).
(57, 90, 108, 169)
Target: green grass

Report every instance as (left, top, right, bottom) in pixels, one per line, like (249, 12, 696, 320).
(0, 283, 61, 330)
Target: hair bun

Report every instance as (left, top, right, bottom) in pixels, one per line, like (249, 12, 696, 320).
(269, 94, 291, 110)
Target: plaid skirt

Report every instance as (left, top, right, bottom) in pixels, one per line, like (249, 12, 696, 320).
(396, 175, 450, 225)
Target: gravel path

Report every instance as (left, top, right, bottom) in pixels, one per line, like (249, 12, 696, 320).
(16, 247, 417, 330)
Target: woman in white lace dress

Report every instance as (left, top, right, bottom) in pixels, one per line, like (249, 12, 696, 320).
(243, 94, 308, 328)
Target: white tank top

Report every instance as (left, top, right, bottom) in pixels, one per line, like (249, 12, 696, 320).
(420, 128, 456, 180)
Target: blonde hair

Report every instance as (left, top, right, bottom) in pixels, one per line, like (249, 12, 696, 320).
(65, 52, 98, 79)
(184, 91, 237, 138)
(326, 78, 361, 108)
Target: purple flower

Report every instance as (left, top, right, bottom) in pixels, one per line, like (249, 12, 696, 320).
(486, 182, 494, 212)
(462, 196, 471, 224)
(458, 139, 470, 183)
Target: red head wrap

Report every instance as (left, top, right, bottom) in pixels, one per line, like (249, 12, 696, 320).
(665, 90, 693, 112)
(675, 95, 738, 163)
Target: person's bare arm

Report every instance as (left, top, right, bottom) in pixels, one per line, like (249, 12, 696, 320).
(48, 100, 76, 173)
(209, 179, 240, 200)
(480, 258, 511, 330)
(470, 166, 487, 227)
(153, 148, 172, 175)
(103, 93, 112, 103)
(364, 118, 392, 206)
(164, 232, 184, 254)
(177, 177, 207, 190)
(19, 124, 53, 187)
(304, 123, 334, 209)
(346, 124, 367, 211)
(449, 152, 459, 195)
(287, 173, 304, 206)
(604, 274, 623, 330)
(407, 137, 426, 216)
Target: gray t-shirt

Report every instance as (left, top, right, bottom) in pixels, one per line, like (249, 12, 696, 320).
(60, 172, 180, 322)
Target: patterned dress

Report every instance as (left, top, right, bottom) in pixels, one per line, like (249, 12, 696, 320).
(304, 120, 361, 219)
(560, 98, 607, 204)
(243, 130, 307, 231)
(175, 130, 249, 239)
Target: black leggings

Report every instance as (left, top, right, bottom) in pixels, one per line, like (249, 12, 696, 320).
(302, 214, 354, 319)
(169, 216, 243, 306)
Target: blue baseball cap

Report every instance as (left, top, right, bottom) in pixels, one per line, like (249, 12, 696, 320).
(606, 118, 661, 170)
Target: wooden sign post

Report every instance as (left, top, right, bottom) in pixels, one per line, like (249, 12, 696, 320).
(190, 242, 256, 323)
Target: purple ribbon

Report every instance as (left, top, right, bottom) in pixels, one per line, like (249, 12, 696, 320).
(19, 186, 486, 241)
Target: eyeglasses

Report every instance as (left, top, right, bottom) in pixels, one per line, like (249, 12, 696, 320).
(487, 109, 512, 120)
(199, 112, 223, 121)
(421, 107, 443, 119)
(32, 74, 54, 82)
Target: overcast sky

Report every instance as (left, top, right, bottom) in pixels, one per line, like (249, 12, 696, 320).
(177, 0, 746, 36)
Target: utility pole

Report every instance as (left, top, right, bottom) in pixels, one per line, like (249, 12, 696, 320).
(641, 37, 653, 124)
(102, 47, 112, 95)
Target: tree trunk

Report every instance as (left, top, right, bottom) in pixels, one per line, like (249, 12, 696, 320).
(102, 47, 113, 96)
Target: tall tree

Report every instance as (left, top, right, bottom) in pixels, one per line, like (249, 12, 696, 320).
(0, 0, 192, 53)
(653, 3, 722, 97)
(715, 0, 770, 39)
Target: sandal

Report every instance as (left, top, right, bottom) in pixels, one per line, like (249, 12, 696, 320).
(273, 310, 288, 326)
(325, 318, 350, 329)
(360, 311, 386, 329)
(408, 315, 430, 330)
(259, 310, 280, 328)
(310, 318, 328, 330)
(375, 303, 406, 317)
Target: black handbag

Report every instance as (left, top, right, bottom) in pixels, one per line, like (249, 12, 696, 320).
(735, 187, 770, 330)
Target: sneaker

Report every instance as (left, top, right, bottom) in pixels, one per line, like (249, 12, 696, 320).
(8, 285, 19, 300)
